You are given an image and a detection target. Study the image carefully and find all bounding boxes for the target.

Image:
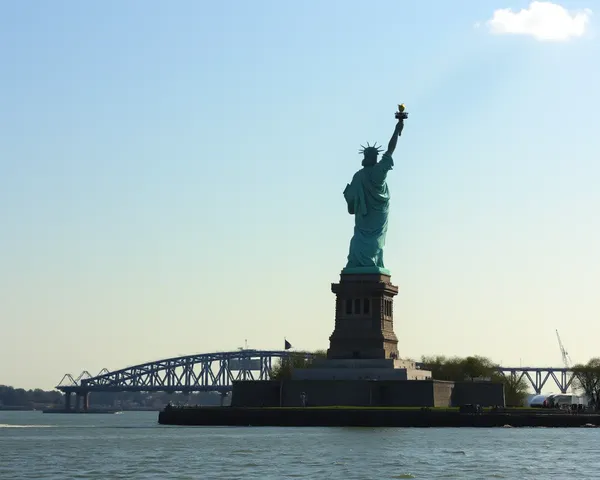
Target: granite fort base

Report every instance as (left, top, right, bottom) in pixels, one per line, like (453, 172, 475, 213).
(231, 379, 505, 408)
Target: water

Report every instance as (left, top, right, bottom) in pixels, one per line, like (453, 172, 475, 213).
(1, 411, 599, 479)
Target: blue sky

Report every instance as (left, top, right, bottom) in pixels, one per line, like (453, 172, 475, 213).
(1, 1, 599, 389)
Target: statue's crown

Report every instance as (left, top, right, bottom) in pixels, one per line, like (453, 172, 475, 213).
(359, 142, 383, 155)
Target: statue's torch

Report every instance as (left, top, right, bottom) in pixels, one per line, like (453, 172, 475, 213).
(394, 103, 408, 136)
(395, 103, 409, 120)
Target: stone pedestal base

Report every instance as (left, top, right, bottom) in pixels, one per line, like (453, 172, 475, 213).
(327, 273, 400, 360)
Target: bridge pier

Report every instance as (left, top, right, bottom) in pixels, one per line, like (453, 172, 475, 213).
(75, 392, 89, 411)
(220, 392, 229, 407)
(64, 392, 72, 411)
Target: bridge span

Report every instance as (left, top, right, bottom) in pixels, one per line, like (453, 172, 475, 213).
(56, 350, 310, 410)
(56, 350, 576, 410)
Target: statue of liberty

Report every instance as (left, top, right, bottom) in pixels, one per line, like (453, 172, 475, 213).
(342, 112, 405, 275)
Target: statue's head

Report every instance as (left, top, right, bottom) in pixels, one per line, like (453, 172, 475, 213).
(359, 142, 383, 167)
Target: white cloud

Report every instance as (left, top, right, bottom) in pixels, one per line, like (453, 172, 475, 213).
(485, 1, 592, 41)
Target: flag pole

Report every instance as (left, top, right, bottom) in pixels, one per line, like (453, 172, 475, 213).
(280, 337, 284, 407)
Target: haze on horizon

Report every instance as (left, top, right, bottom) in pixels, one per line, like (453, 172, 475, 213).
(1, 1, 599, 390)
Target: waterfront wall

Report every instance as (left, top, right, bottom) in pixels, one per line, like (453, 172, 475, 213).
(231, 381, 280, 407)
(452, 382, 505, 407)
(159, 406, 600, 428)
(231, 379, 460, 408)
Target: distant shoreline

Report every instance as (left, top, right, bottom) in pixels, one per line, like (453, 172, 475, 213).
(0, 406, 160, 412)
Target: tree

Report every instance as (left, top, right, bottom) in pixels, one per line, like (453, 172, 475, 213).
(572, 358, 600, 410)
(420, 355, 529, 407)
(270, 350, 327, 380)
(500, 373, 530, 407)
(421, 355, 497, 382)
(0, 385, 63, 407)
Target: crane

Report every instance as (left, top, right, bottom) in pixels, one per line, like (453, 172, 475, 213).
(555, 329, 572, 369)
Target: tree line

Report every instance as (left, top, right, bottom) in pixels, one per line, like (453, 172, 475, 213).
(0, 386, 63, 407)
(420, 355, 528, 406)
(571, 358, 600, 409)
(0, 385, 224, 409)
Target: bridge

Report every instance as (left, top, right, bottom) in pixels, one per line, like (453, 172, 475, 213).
(56, 349, 577, 410)
(56, 349, 312, 410)
(496, 366, 575, 397)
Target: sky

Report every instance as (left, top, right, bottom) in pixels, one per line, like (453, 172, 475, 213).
(1, 0, 599, 390)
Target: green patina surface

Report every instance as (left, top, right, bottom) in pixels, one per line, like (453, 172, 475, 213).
(343, 153, 394, 273)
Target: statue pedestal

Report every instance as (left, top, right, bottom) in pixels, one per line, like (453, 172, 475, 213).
(287, 271, 432, 403)
(327, 272, 400, 360)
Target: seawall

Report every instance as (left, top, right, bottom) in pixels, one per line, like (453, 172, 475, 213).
(158, 407, 600, 428)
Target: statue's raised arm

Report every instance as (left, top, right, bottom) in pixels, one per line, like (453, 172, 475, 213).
(385, 103, 407, 156)
(385, 119, 404, 156)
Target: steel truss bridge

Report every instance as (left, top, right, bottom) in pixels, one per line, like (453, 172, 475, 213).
(497, 367, 575, 396)
(56, 350, 312, 410)
(56, 349, 576, 410)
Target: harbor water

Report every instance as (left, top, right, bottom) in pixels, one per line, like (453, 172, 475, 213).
(1, 410, 599, 479)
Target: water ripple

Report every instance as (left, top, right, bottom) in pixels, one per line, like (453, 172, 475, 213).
(2, 411, 600, 479)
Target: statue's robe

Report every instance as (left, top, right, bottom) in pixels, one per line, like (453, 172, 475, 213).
(343, 153, 393, 270)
